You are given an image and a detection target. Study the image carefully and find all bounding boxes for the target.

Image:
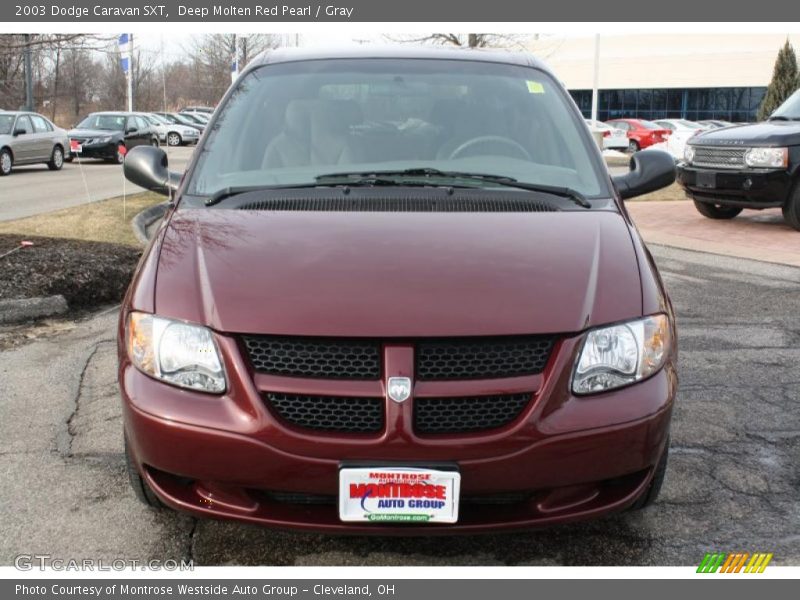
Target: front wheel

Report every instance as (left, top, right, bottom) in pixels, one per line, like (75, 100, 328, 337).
(113, 144, 126, 164)
(167, 132, 182, 147)
(0, 148, 12, 176)
(629, 437, 669, 510)
(782, 184, 800, 231)
(125, 436, 165, 509)
(628, 139, 640, 153)
(48, 145, 64, 171)
(693, 200, 743, 220)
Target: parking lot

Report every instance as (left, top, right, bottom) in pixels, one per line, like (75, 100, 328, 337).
(0, 146, 194, 222)
(0, 244, 797, 566)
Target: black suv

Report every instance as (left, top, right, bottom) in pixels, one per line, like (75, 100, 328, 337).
(677, 89, 800, 231)
(68, 112, 159, 164)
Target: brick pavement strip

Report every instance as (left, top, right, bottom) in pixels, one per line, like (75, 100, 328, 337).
(626, 201, 800, 267)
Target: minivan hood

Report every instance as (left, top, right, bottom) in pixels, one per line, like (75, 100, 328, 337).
(153, 208, 643, 337)
(692, 120, 800, 146)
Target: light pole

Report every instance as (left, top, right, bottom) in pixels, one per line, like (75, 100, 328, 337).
(590, 34, 600, 123)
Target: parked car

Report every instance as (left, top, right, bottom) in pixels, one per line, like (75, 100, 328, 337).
(140, 112, 200, 147)
(120, 46, 677, 533)
(698, 120, 735, 129)
(68, 112, 159, 164)
(654, 119, 706, 133)
(606, 118, 671, 152)
(178, 112, 209, 128)
(585, 119, 628, 151)
(678, 88, 800, 230)
(180, 106, 214, 114)
(154, 112, 205, 135)
(183, 111, 211, 124)
(0, 111, 69, 176)
(652, 119, 704, 160)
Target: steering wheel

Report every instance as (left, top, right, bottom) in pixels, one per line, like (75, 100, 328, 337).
(448, 135, 532, 161)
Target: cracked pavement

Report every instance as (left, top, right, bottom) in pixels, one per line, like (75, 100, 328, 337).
(0, 245, 798, 566)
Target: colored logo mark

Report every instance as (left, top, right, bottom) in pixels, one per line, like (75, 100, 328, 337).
(697, 552, 773, 573)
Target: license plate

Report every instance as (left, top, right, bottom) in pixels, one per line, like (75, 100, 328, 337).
(338, 467, 460, 524)
(696, 171, 716, 189)
(70, 140, 82, 153)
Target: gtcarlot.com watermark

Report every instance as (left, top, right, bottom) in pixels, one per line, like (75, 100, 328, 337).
(14, 554, 194, 571)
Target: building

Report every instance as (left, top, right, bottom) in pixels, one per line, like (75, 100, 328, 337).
(529, 34, 800, 123)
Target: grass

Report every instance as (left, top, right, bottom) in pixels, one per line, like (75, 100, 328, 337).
(0, 191, 165, 247)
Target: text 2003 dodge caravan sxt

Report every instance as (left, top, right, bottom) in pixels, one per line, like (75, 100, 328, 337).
(120, 47, 678, 533)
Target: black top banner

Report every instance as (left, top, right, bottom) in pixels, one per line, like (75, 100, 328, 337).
(0, 0, 787, 22)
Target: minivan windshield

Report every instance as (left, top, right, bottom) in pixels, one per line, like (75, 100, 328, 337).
(188, 58, 608, 199)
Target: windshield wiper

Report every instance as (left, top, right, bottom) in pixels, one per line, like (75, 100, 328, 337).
(316, 169, 592, 208)
(204, 178, 448, 206)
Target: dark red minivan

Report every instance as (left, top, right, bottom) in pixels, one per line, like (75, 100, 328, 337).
(119, 47, 678, 533)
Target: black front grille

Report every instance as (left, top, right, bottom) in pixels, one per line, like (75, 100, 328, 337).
(265, 392, 383, 433)
(243, 336, 381, 379)
(416, 336, 554, 380)
(414, 392, 532, 434)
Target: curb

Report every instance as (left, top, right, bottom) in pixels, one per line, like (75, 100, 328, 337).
(0, 295, 69, 325)
(132, 202, 170, 245)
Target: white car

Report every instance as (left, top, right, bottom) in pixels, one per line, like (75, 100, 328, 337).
(652, 119, 704, 160)
(139, 112, 200, 147)
(584, 119, 628, 150)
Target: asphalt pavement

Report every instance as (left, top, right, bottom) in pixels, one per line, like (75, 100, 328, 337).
(0, 245, 798, 566)
(0, 146, 194, 222)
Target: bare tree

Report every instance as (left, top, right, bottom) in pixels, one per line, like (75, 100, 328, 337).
(386, 33, 532, 50)
(185, 34, 282, 105)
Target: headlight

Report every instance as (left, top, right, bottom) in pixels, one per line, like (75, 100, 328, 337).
(127, 312, 226, 393)
(572, 314, 672, 395)
(744, 147, 788, 168)
(683, 144, 695, 164)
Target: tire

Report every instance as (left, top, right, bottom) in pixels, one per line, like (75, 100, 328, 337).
(693, 200, 743, 220)
(167, 132, 182, 147)
(628, 139, 640, 153)
(113, 144, 126, 164)
(48, 145, 64, 171)
(0, 148, 13, 176)
(781, 184, 800, 231)
(629, 437, 670, 510)
(125, 436, 165, 509)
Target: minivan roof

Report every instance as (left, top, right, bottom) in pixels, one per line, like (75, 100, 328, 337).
(248, 45, 548, 73)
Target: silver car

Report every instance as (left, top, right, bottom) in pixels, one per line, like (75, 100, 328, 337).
(140, 112, 200, 147)
(0, 111, 70, 176)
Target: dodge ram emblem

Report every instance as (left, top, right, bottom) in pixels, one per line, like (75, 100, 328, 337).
(387, 377, 412, 403)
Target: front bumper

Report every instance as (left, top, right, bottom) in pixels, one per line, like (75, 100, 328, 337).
(120, 333, 676, 534)
(72, 141, 117, 160)
(677, 164, 792, 208)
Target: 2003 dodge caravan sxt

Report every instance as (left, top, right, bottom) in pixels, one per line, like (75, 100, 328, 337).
(119, 47, 678, 533)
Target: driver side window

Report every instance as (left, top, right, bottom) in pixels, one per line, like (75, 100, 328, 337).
(15, 115, 33, 134)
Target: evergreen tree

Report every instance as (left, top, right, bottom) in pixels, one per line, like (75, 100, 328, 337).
(757, 40, 800, 121)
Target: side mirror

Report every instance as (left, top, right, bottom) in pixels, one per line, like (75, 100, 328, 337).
(123, 146, 181, 197)
(13, 129, 25, 137)
(125, 127, 138, 134)
(612, 150, 676, 200)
